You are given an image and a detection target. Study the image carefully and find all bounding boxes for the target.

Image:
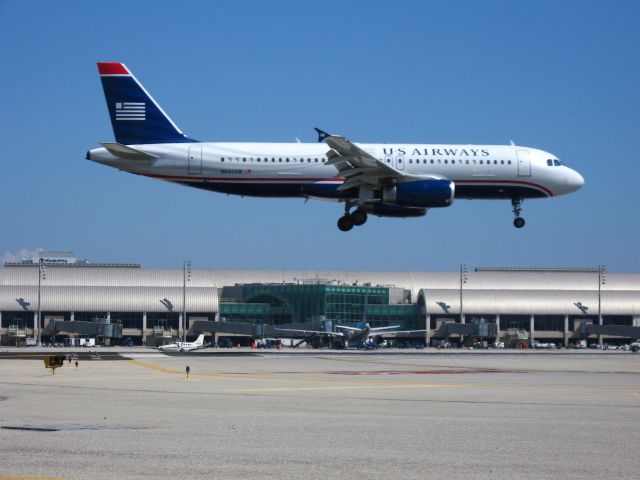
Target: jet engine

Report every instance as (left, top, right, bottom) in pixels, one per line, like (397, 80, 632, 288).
(382, 179, 454, 208)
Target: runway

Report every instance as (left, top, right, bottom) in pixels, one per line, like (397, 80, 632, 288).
(0, 352, 638, 479)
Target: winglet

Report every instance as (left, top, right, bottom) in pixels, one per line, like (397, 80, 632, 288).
(314, 127, 331, 143)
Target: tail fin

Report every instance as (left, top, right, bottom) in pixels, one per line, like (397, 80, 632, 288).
(194, 334, 205, 346)
(97, 62, 196, 145)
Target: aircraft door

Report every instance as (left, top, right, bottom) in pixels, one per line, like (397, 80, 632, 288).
(188, 146, 202, 174)
(395, 154, 405, 170)
(516, 150, 531, 177)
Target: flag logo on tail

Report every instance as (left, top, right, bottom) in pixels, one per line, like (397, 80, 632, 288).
(115, 102, 145, 121)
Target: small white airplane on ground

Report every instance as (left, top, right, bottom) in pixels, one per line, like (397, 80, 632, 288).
(157, 334, 205, 352)
(88, 62, 584, 231)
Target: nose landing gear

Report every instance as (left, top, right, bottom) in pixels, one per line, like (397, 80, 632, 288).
(512, 198, 526, 228)
(337, 203, 368, 232)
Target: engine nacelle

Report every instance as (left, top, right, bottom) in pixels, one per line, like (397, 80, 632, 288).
(363, 204, 427, 218)
(382, 179, 454, 208)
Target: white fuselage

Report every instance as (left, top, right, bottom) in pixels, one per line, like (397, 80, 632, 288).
(88, 142, 584, 200)
(158, 334, 204, 352)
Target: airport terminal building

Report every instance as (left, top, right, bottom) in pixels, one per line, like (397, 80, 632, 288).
(1, 253, 639, 347)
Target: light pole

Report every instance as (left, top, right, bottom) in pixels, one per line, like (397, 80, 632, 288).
(36, 259, 47, 347)
(460, 263, 468, 345)
(598, 264, 606, 346)
(182, 260, 191, 342)
(459, 263, 468, 324)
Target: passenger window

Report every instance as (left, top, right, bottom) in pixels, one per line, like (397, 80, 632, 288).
(221, 158, 225, 162)
(465, 159, 469, 164)
(508, 160, 512, 164)
(500, 160, 504, 165)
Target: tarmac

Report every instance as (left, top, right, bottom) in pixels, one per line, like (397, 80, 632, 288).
(0, 349, 639, 479)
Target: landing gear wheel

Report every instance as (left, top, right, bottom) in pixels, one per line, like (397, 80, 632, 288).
(337, 215, 354, 232)
(511, 198, 525, 229)
(351, 209, 368, 226)
(513, 217, 525, 229)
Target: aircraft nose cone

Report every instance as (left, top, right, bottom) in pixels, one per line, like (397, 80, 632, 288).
(569, 170, 585, 191)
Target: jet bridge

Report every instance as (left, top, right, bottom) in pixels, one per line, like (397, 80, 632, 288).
(433, 319, 497, 340)
(572, 323, 640, 340)
(42, 319, 122, 339)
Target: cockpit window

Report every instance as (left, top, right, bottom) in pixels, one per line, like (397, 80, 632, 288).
(547, 159, 553, 166)
(553, 160, 562, 166)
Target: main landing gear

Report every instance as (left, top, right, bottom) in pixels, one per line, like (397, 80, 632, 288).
(512, 198, 526, 228)
(337, 203, 368, 232)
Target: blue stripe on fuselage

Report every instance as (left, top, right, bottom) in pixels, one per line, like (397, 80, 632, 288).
(163, 180, 547, 199)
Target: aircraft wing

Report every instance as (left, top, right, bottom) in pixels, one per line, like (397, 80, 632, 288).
(377, 329, 428, 339)
(274, 327, 343, 337)
(369, 325, 401, 332)
(318, 130, 442, 192)
(335, 325, 362, 332)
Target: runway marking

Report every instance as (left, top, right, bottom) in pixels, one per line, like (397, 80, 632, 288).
(127, 359, 184, 374)
(124, 360, 640, 394)
(125, 353, 168, 358)
(331, 369, 508, 375)
(225, 383, 463, 393)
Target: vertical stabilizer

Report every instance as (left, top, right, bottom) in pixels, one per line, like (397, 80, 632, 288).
(97, 62, 196, 145)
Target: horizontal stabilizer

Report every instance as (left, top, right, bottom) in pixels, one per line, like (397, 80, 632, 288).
(100, 142, 158, 160)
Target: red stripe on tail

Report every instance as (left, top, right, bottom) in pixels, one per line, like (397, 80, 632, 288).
(97, 62, 129, 75)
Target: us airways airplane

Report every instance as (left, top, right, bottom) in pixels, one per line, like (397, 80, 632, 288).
(87, 62, 584, 231)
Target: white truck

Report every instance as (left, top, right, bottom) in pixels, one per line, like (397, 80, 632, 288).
(630, 339, 640, 353)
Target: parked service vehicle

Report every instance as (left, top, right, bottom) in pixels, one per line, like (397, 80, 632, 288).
(630, 340, 640, 353)
(25, 337, 37, 346)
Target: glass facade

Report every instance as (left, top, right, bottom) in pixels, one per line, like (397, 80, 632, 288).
(220, 284, 420, 329)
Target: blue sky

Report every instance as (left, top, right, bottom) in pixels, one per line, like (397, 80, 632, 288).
(1, 0, 639, 272)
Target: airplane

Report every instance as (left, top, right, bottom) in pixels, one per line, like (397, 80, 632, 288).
(275, 323, 425, 348)
(87, 62, 585, 231)
(336, 323, 426, 345)
(157, 333, 205, 352)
